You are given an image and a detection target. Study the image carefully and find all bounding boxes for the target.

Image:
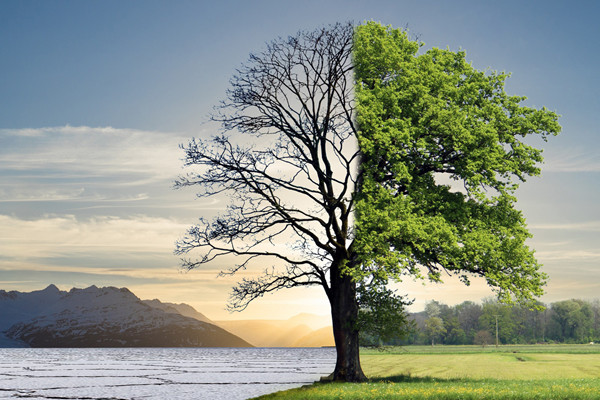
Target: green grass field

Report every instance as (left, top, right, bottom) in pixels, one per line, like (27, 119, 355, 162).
(254, 345, 600, 399)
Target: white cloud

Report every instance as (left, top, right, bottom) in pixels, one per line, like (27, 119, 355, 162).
(536, 249, 600, 261)
(0, 125, 189, 183)
(0, 125, 220, 212)
(543, 147, 600, 173)
(0, 214, 188, 259)
(0, 214, 266, 275)
(0, 188, 149, 203)
(530, 221, 600, 232)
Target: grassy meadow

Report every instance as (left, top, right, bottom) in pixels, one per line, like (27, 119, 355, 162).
(254, 344, 600, 399)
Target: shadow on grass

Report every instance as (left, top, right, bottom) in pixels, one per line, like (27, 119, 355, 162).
(320, 373, 472, 384)
(369, 374, 474, 384)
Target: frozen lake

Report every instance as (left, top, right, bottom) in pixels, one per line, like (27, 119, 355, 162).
(0, 347, 336, 400)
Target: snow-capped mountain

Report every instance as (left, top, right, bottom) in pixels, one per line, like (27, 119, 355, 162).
(0, 284, 64, 332)
(143, 298, 212, 323)
(0, 285, 251, 348)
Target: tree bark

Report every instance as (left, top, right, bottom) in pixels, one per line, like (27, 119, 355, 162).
(327, 258, 367, 382)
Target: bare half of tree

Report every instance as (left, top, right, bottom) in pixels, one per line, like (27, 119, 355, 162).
(175, 22, 367, 381)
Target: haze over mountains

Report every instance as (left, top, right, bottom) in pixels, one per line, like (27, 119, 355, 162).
(216, 314, 333, 347)
(0, 285, 333, 348)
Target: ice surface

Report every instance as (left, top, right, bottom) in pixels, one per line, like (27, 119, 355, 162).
(0, 347, 336, 400)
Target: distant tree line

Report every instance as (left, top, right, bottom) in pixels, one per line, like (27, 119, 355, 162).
(361, 298, 600, 346)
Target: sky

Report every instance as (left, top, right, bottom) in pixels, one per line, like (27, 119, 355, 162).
(1, 0, 599, 320)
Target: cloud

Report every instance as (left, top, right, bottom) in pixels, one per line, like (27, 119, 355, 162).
(535, 249, 600, 262)
(0, 213, 268, 276)
(0, 125, 227, 214)
(530, 221, 600, 232)
(0, 188, 152, 203)
(543, 147, 600, 173)
(0, 125, 189, 185)
(0, 214, 187, 260)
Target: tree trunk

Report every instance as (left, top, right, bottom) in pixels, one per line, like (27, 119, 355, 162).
(327, 260, 367, 382)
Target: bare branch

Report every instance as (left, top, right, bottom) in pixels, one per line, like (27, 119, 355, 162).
(175, 22, 358, 309)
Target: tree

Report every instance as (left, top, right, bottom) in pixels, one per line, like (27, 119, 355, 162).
(444, 316, 467, 345)
(480, 299, 520, 345)
(175, 21, 560, 382)
(425, 316, 446, 346)
(551, 300, 593, 342)
(176, 22, 368, 381)
(591, 300, 600, 341)
(474, 330, 494, 347)
(456, 301, 483, 342)
(357, 285, 413, 347)
(424, 301, 446, 345)
(425, 300, 442, 319)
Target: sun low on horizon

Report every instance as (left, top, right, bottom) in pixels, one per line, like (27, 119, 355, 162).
(1, 0, 599, 322)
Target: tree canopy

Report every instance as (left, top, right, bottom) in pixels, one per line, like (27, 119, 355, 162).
(353, 22, 560, 305)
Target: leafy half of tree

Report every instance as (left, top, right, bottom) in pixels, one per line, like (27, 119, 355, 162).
(175, 21, 560, 382)
(353, 22, 561, 306)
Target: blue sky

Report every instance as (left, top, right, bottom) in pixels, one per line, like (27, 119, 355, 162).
(1, 0, 598, 319)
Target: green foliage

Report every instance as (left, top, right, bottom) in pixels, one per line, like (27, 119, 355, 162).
(385, 297, 600, 346)
(480, 299, 521, 344)
(424, 316, 446, 345)
(357, 283, 414, 346)
(444, 317, 467, 345)
(424, 301, 442, 318)
(353, 22, 561, 306)
(551, 300, 594, 343)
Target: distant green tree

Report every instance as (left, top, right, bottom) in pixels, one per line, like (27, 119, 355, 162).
(513, 300, 545, 343)
(480, 299, 522, 344)
(456, 301, 483, 342)
(591, 300, 600, 341)
(357, 285, 413, 346)
(551, 300, 593, 343)
(444, 316, 467, 345)
(401, 298, 600, 345)
(425, 301, 442, 318)
(425, 316, 446, 346)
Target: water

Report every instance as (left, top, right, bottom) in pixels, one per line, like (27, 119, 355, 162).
(0, 347, 336, 400)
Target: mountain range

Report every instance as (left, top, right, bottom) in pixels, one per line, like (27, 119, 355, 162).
(0, 285, 250, 347)
(0, 285, 334, 348)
